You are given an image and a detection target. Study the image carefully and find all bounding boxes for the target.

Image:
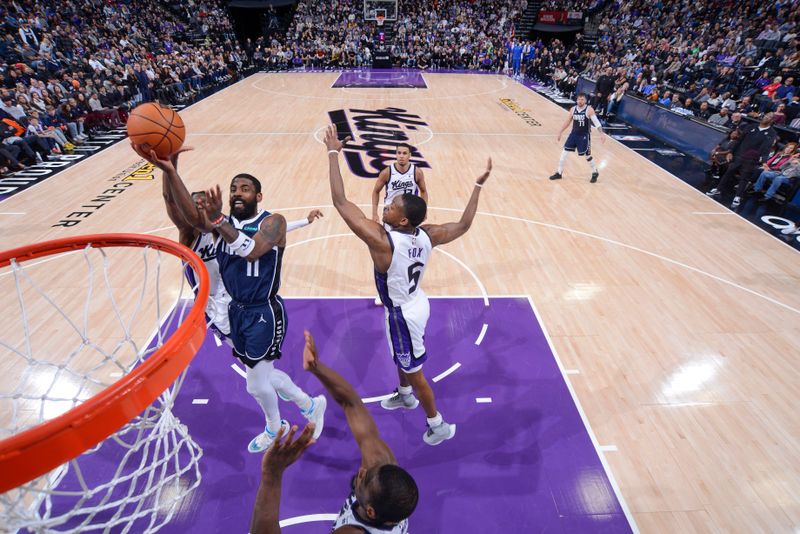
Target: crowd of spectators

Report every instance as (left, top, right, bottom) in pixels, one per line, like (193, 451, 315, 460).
(251, 0, 527, 71)
(522, 0, 800, 212)
(1, 0, 251, 176)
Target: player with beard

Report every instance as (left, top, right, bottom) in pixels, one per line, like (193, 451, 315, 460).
(190, 173, 327, 453)
(134, 143, 323, 350)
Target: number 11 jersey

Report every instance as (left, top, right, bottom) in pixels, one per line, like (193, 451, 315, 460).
(375, 227, 431, 308)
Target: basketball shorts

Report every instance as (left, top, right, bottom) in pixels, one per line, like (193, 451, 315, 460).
(228, 296, 287, 368)
(384, 294, 429, 374)
(564, 131, 591, 156)
(205, 285, 232, 337)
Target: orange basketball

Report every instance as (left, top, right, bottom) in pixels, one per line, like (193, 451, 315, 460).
(127, 103, 186, 159)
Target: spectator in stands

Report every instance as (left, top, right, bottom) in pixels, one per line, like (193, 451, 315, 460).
(594, 66, 615, 115)
(721, 93, 738, 112)
(728, 112, 744, 131)
(708, 129, 740, 180)
(606, 83, 627, 117)
(697, 102, 712, 120)
(672, 97, 695, 117)
(708, 107, 731, 127)
(707, 113, 778, 209)
(773, 104, 788, 126)
(752, 153, 800, 203)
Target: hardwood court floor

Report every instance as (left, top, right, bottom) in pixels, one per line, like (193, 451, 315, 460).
(1, 72, 799, 532)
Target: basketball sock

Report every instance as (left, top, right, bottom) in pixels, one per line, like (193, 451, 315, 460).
(270, 368, 312, 412)
(398, 385, 413, 397)
(246, 360, 282, 431)
(557, 150, 569, 173)
(587, 156, 597, 172)
(427, 412, 443, 428)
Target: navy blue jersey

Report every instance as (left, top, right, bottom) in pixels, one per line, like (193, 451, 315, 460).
(217, 210, 284, 305)
(571, 105, 590, 135)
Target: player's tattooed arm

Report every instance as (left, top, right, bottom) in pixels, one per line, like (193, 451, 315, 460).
(245, 213, 287, 259)
(423, 158, 491, 247)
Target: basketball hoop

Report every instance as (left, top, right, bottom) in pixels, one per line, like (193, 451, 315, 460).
(0, 234, 209, 532)
(376, 14, 385, 27)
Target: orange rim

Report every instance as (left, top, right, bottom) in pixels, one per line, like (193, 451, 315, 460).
(0, 234, 209, 494)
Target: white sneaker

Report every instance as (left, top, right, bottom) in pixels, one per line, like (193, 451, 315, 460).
(731, 196, 741, 208)
(423, 421, 456, 446)
(248, 420, 290, 453)
(706, 188, 720, 197)
(374, 296, 383, 306)
(302, 395, 327, 439)
(381, 390, 419, 411)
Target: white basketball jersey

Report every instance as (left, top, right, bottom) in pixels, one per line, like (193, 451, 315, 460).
(186, 232, 231, 332)
(332, 492, 409, 534)
(376, 228, 431, 308)
(384, 163, 418, 204)
(188, 232, 222, 296)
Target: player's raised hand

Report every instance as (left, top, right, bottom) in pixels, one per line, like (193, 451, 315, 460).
(131, 142, 193, 174)
(201, 184, 225, 221)
(324, 124, 352, 152)
(476, 157, 492, 185)
(302, 330, 319, 371)
(169, 146, 194, 169)
(261, 423, 316, 478)
(306, 209, 324, 224)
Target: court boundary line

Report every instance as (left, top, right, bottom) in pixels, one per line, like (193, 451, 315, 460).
(513, 77, 800, 257)
(250, 71, 509, 101)
(524, 295, 639, 533)
(181, 203, 800, 316)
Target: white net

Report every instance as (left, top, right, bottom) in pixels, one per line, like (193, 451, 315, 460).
(0, 240, 205, 533)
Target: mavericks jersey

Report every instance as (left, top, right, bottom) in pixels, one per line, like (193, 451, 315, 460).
(384, 163, 418, 204)
(332, 492, 409, 534)
(217, 209, 284, 305)
(571, 105, 590, 135)
(375, 228, 431, 308)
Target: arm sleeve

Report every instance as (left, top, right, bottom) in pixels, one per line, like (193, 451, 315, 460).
(286, 218, 310, 233)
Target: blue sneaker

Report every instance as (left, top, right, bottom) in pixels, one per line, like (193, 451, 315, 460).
(248, 420, 290, 453)
(302, 395, 327, 439)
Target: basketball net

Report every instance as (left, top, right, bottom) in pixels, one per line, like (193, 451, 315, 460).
(0, 235, 208, 533)
(376, 14, 385, 27)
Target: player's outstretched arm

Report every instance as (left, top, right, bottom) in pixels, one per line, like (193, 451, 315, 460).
(250, 424, 316, 534)
(324, 125, 386, 248)
(133, 144, 207, 245)
(302, 331, 395, 468)
(371, 168, 389, 222)
(201, 185, 285, 261)
(415, 167, 429, 204)
(286, 209, 323, 233)
(422, 158, 491, 247)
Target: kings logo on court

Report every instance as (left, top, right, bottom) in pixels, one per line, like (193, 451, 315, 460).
(328, 107, 432, 179)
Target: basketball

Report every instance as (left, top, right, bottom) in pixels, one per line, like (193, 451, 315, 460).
(127, 103, 186, 159)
